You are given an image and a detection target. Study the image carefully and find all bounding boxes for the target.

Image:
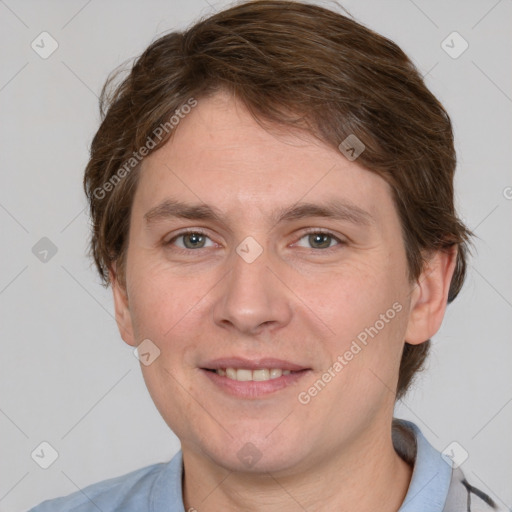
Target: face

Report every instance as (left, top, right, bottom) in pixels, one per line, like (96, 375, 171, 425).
(112, 91, 436, 474)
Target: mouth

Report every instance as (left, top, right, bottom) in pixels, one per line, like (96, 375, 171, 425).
(200, 358, 311, 398)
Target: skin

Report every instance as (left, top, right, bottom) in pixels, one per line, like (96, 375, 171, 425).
(111, 90, 457, 511)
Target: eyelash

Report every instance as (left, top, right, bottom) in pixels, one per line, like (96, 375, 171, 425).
(164, 228, 346, 254)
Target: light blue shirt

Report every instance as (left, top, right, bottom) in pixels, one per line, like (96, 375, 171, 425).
(28, 419, 455, 511)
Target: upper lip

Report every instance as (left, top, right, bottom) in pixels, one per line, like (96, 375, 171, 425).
(201, 357, 309, 372)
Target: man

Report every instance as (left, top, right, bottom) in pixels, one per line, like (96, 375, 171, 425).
(29, 1, 506, 510)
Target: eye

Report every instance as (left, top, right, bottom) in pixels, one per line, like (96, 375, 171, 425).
(294, 230, 344, 250)
(166, 230, 215, 250)
(164, 228, 345, 253)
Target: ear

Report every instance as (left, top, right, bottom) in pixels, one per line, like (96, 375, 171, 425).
(110, 263, 136, 347)
(404, 246, 458, 345)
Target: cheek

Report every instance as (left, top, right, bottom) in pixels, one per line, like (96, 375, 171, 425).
(316, 260, 404, 337)
(126, 257, 194, 341)
(310, 259, 409, 389)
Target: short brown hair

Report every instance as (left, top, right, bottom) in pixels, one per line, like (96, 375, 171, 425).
(84, 0, 472, 400)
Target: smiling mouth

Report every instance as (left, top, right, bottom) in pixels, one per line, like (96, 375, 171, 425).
(205, 368, 306, 381)
(200, 357, 311, 397)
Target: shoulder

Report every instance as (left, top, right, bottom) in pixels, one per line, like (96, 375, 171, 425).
(392, 419, 509, 512)
(443, 467, 510, 512)
(28, 460, 170, 512)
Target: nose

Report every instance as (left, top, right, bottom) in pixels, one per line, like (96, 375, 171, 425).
(212, 244, 293, 336)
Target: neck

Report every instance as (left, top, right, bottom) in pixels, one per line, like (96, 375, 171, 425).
(182, 420, 413, 512)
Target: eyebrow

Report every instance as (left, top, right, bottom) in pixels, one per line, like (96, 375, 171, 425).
(143, 198, 375, 228)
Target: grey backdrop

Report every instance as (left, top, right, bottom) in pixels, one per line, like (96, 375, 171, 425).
(0, 1, 511, 511)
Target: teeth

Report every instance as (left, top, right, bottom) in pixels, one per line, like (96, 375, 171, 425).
(270, 368, 282, 379)
(216, 368, 295, 381)
(253, 369, 270, 381)
(236, 369, 252, 382)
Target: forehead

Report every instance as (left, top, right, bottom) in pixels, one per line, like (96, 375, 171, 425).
(132, 92, 397, 230)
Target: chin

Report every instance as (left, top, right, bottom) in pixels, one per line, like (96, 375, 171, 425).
(202, 432, 310, 475)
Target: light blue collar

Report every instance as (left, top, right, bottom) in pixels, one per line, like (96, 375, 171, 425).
(396, 419, 452, 511)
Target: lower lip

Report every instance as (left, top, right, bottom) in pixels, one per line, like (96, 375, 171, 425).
(201, 369, 310, 399)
